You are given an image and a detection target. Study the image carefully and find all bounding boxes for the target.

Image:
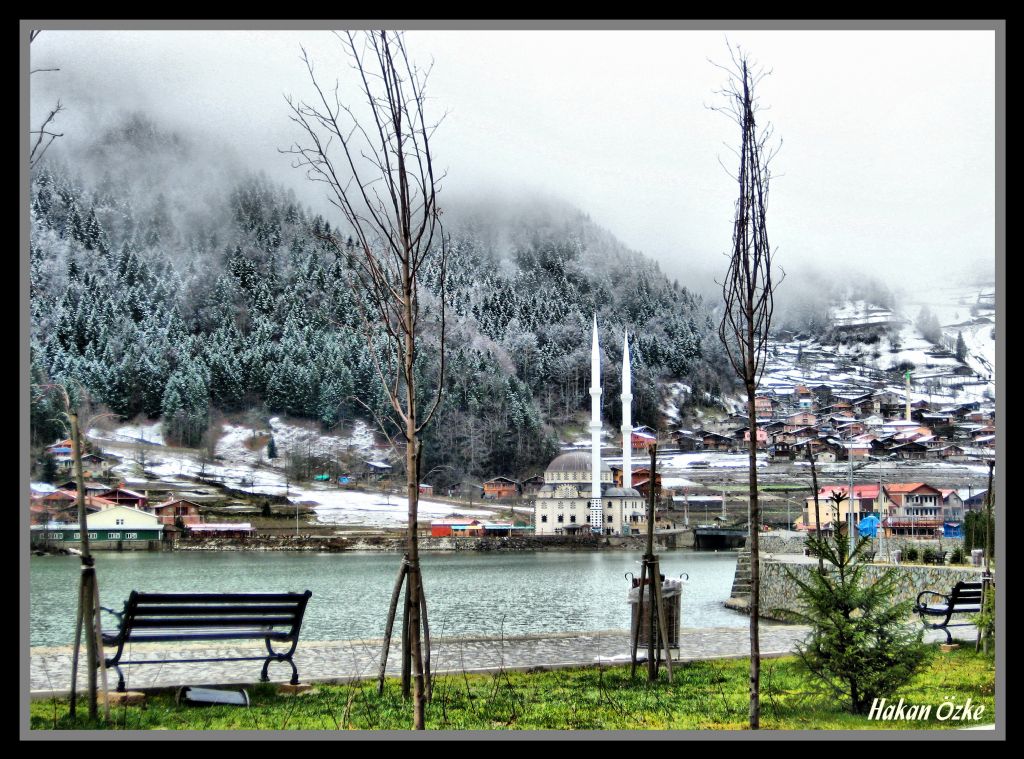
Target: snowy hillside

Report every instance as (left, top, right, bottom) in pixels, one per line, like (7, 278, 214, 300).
(761, 282, 995, 407)
(86, 418, 491, 527)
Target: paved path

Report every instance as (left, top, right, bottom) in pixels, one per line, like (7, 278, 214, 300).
(29, 623, 978, 696)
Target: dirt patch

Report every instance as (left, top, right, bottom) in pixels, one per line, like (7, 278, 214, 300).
(244, 433, 272, 452)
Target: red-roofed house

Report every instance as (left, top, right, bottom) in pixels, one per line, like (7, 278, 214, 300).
(883, 483, 943, 536)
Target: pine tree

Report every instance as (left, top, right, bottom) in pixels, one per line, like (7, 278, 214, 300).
(783, 527, 931, 715)
(267, 435, 278, 460)
(955, 330, 968, 362)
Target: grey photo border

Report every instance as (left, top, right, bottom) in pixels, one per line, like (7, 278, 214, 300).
(20, 16, 1006, 742)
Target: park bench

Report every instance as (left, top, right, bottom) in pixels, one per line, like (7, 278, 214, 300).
(101, 590, 312, 692)
(913, 580, 983, 644)
(922, 551, 949, 565)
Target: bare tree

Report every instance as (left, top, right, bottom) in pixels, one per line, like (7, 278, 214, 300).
(710, 43, 783, 731)
(29, 30, 64, 170)
(284, 30, 447, 730)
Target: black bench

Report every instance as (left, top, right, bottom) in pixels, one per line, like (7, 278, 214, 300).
(101, 590, 312, 692)
(913, 581, 983, 644)
(922, 552, 948, 565)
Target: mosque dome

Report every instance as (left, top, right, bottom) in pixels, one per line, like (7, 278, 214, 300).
(604, 486, 642, 498)
(545, 451, 611, 475)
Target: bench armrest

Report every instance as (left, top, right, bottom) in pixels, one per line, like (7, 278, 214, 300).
(915, 590, 949, 608)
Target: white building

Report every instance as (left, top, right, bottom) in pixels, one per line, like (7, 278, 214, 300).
(534, 320, 646, 536)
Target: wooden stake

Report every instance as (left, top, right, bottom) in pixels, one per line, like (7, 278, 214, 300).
(651, 557, 673, 683)
(377, 556, 409, 695)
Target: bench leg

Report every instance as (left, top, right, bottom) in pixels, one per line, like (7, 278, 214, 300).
(260, 656, 300, 685)
(113, 664, 126, 693)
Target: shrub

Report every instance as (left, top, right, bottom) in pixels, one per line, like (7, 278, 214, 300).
(783, 528, 931, 715)
(903, 546, 919, 562)
(950, 546, 965, 564)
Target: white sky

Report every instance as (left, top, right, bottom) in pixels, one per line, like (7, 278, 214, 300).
(28, 25, 999, 294)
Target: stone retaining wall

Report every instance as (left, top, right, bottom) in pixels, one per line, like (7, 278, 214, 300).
(758, 559, 988, 622)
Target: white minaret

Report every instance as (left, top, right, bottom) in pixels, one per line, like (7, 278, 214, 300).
(590, 315, 603, 533)
(621, 332, 633, 490)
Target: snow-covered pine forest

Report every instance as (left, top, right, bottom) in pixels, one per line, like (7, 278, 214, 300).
(29, 114, 726, 487)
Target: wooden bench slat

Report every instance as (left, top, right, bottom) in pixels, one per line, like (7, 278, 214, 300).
(122, 631, 294, 642)
(132, 604, 305, 616)
(127, 615, 299, 628)
(133, 593, 308, 604)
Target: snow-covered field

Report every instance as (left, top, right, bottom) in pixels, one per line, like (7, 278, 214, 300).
(85, 417, 491, 527)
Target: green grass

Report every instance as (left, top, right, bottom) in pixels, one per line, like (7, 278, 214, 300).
(31, 646, 994, 731)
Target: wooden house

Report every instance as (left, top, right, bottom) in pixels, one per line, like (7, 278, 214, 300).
(520, 475, 547, 495)
(482, 477, 519, 499)
(96, 488, 148, 509)
(151, 498, 203, 526)
(701, 432, 733, 452)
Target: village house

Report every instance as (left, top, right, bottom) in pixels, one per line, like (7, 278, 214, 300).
(520, 474, 547, 495)
(754, 395, 776, 418)
(31, 504, 164, 551)
(96, 487, 149, 509)
(482, 476, 519, 499)
(742, 426, 769, 450)
(796, 484, 881, 532)
(784, 411, 817, 432)
(701, 432, 734, 452)
(150, 498, 203, 526)
(792, 385, 815, 410)
(430, 518, 482, 537)
(670, 429, 702, 452)
(630, 426, 658, 450)
(882, 483, 944, 537)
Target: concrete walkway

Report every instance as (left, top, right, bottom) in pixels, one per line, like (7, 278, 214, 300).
(29, 622, 979, 697)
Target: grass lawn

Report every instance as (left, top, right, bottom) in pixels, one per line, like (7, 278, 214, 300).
(30, 645, 995, 731)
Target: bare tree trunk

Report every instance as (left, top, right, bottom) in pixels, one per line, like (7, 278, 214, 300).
(745, 385, 760, 730)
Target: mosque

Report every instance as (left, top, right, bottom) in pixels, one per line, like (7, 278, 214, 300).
(534, 318, 648, 536)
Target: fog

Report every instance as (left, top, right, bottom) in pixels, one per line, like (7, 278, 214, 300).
(28, 25, 998, 301)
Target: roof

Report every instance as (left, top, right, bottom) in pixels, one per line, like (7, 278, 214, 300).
(484, 477, 518, 485)
(605, 487, 642, 497)
(100, 488, 147, 499)
(814, 485, 880, 499)
(187, 523, 254, 531)
(884, 482, 940, 494)
(545, 451, 611, 474)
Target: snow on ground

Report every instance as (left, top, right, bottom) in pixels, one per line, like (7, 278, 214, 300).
(660, 476, 701, 489)
(131, 447, 492, 527)
(86, 417, 490, 528)
(216, 418, 380, 470)
(660, 452, 768, 470)
(89, 421, 165, 446)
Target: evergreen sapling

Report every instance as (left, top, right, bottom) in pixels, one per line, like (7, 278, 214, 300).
(782, 526, 931, 715)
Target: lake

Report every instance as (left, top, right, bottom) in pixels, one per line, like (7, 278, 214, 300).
(28, 549, 743, 647)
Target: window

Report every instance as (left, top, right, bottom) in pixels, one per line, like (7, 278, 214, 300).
(557, 515, 564, 523)
(108, 532, 121, 539)
(125, 532, 138, 539)
(569, 515, 576, 523)
(607, 515, 613, 523)
(115, 518, 125, 526)
(541, 515, 548, 523)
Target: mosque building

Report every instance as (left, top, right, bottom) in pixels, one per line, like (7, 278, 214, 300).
(534, 317, 647, 536)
